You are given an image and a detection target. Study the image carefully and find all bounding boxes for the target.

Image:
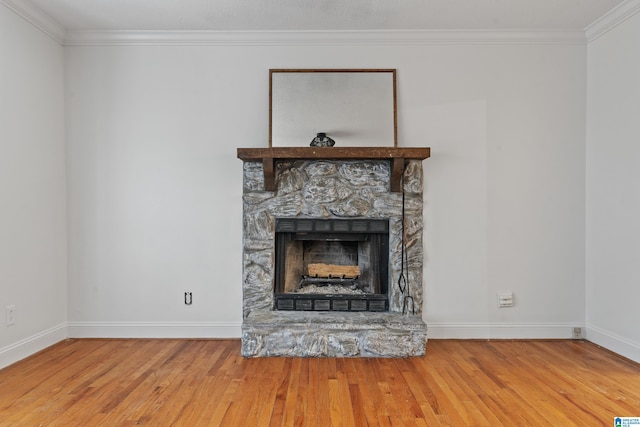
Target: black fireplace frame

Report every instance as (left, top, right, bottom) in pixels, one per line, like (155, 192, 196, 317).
(274, 218, 389, 312)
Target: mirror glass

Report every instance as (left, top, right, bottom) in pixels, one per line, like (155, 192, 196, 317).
(270, 69, 397, 147)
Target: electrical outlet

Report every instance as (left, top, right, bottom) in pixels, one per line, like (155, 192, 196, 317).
(184, 292, 193, 305)
(6, 305, 15, 326)
(572, 327, 583, 339)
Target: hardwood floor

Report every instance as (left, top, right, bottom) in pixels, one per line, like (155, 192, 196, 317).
(0, 339, 639, 426)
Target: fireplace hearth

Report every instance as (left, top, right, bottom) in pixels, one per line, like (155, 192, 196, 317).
(238, 148, 429, 357)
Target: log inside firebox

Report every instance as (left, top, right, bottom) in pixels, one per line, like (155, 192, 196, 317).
(307, 263, 360, 279)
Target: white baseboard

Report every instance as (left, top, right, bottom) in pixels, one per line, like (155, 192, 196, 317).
(4, 322, 637, 366)
(427, 323, 581, 340)
(586, 324, 640, 364)
(0, 323, 68, 370)
(68, 321, 242, 339)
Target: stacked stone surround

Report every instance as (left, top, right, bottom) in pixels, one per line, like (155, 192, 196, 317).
(241, 159, 427, 357)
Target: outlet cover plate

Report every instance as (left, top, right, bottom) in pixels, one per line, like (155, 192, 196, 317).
(497, 292, 514, 308)
(6, 305, 15, 326)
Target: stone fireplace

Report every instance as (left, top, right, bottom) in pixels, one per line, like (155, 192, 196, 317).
(238, 147, 429, 357)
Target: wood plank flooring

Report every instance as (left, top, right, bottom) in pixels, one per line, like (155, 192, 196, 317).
(1, 339, 639, 426)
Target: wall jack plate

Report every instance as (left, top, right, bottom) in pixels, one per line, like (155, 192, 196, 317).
(497, 292, 514, 308)
(572, 327, 583, 339)
(6, 305, 15, 326)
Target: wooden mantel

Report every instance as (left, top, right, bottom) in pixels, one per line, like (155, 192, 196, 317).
(237, 147, 430, 192)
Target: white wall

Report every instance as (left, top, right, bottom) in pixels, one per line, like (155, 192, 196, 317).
(64, 40, 587, 339)
(0, 4, 67, 368)
(4, 0, 639, 366)
(586, 11, 640, 362)
(419, 45, 586, 338)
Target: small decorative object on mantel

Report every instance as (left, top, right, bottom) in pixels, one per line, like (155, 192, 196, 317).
(310, 132, 335, 147)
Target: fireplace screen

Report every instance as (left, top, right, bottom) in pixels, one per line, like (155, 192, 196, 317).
(274, 218, 389, 312)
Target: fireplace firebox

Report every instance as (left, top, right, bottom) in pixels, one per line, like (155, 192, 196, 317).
(274, 218, 389, 312)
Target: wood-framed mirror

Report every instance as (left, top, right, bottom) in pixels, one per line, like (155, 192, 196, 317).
(269, 69, 397, 148)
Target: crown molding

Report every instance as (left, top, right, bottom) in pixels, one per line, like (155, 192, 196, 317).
(63, 29, 586, 47)
(1, 0, 66, 44)
(585, 0, 640, 43)
(2, 0, 591, 48)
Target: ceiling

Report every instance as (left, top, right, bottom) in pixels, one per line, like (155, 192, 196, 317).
(26, 0, 625, 32)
